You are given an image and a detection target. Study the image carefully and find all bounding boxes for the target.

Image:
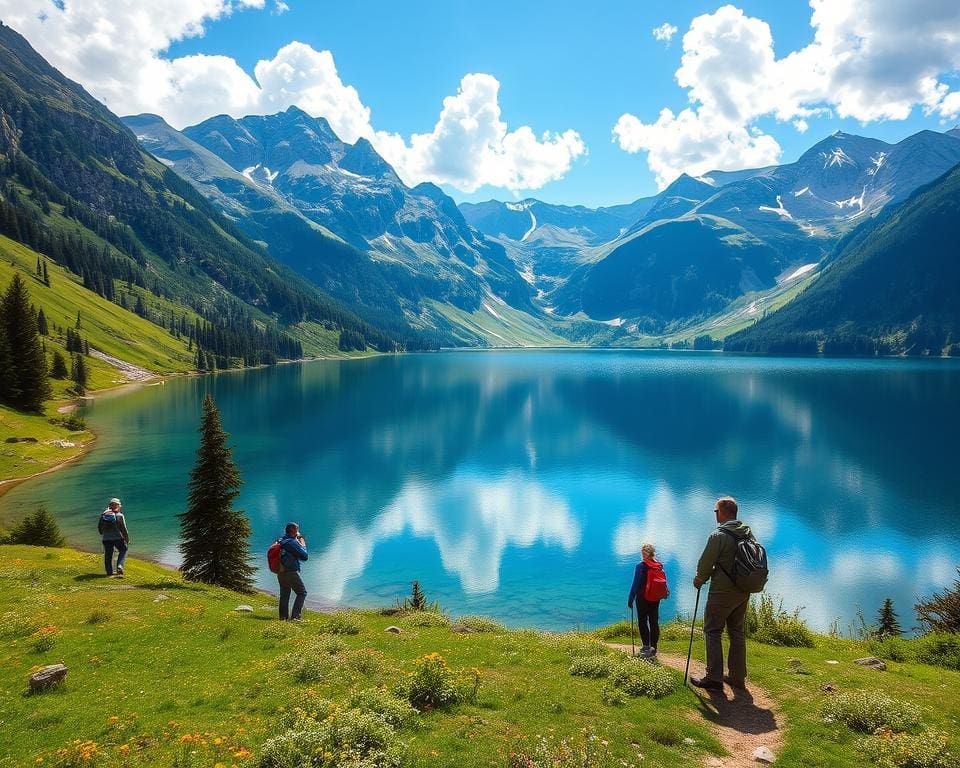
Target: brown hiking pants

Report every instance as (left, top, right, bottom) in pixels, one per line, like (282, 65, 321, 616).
(703, 589, 749, 685)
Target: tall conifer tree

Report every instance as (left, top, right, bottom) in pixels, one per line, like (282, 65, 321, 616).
(179, 394, 255, 592)
(0, 273, 51, 412)
(876, 598, 903, 639)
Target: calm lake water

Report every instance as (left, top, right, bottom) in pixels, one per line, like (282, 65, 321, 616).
(3, 350, 959, 631)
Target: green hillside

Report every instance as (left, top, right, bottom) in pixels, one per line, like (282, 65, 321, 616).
(0, 22, 415, 360)
(725, 163, 960, 355)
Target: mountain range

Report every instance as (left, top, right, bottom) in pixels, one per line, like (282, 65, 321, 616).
(3, 18, 960, 360)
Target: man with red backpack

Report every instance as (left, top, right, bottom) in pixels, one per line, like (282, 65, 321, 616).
(270, 522, 309, 620)
(627, 542, 670, 658)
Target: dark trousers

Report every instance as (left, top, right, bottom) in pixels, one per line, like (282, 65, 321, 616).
(635, 599, 660, 648)
(103, 539, 128, 575)
(703, 590, 750, 685)
(278, 571, 307, 620)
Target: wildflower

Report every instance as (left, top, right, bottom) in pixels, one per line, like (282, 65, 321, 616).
(233, 747, 252, 759)
(118, 744, 129, 755)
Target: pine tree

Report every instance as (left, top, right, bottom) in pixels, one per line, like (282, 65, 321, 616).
(50, 350, 69, 379)
(36, 307, 48, 336)
(4, 505, 66, 547)
(75, 310, 82, 329)
(0, 273, 52, 412)
(70, 353, 88, 395)
(876, 598, 903, 639)
(42, 260, 49, 286)
(35, 257, 42, 278)
(178, 394, 255, 592)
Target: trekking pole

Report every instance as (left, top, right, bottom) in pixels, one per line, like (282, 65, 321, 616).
(630, 603, 636, 656)
(684, 586, 702, 686)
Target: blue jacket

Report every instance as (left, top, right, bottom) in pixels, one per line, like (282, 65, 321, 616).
(627, 561, 650, 608)
(279, 535, 308, 572)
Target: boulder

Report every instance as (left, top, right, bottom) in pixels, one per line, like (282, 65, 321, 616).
(153, 594, 169, 603)
(385, 625, 402, 634)
(854, 656, 887, 671)
(29, 663, 67, 693)
(753, 745, 776, 763)
(235, 605, 254, 613)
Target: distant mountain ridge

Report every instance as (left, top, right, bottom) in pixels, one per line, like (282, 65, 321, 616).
(177, 108, 535, 342)
(724, 160, 960, 356)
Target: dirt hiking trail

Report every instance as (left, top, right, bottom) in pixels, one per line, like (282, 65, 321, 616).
(608, 644, 782, 767)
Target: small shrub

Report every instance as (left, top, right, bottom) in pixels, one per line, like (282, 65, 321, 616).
(915, 567, 960, 633)
(609, 656, 678, 698)
(4, 506, 66, 548)
(317, 612, 362, 635)
(551, 633, 609, 658)
(33, 634, 55, 653)
(747, 594, 815, 648)
(569, 655, 614, 679)
(218, 625, 233, 641)
(592, 620, 632, 641)
(262, 623, 299, 640)
(349, 687, 417, 727)
(822, 691, 921, 734)
(508, 728, 638, 768)
(280, 651, 339, 684)
(395, 653, 478, 710)
(862, 729, 960, 768)
(259, 709, 405, 768)
(873, 633, 960, 671)
(645, 722, 684, 747)
(599, 683, 626, 707)
(454, 615, 506, 633)
(277, 691, 334, 731)
(399, 610, 450, 628)
(346, 647, 390, 677)
(0, 612, 42, 639)
(85, 610, 111, 625)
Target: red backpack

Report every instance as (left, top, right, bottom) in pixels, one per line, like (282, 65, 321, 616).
(267, 540, 284, 574)
(643, 560, 669, 601)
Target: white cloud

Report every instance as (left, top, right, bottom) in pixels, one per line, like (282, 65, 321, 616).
(652, 23, 678, 44)
(0, 1, 583, 194)
(616, 1, 960, 188)
(374, 74, 586, 194)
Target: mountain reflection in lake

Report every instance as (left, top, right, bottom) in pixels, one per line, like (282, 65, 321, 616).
(2, 351, 958, 631)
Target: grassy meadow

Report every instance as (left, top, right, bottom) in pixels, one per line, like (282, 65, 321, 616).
(1, 545, 959, 768)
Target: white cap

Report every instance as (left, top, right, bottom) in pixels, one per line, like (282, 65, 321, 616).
(109, 498, 121, 506)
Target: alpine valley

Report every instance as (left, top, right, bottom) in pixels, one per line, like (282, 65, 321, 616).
(3, 20, 960, 367)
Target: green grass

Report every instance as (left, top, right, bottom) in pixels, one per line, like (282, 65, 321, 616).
(0, 405, 93, 484)
(3, 546, 960, 768)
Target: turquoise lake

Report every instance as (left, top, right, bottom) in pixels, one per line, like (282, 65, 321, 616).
(3, 350, 959, 631)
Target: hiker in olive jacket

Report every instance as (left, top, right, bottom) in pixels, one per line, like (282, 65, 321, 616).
(690, 496, 753, 691)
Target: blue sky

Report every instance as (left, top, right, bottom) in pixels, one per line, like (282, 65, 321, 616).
(3, 0, 959, 206)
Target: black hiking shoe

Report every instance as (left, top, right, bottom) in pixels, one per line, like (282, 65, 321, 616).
(723, 675, 746, 689)
(690, 676, 724, 691)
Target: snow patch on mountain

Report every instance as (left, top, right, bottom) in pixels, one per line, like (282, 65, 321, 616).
(483, 301, 503, 320)
(834, 188, 865, 213)
(520, 210, 537, 242)
(759, 195, 793, 220)
(821, 148, 856, 169)
(793, 187, 810, 197)
(782, 263, 817, 282)
(242, 164, 258, 181)
(868, 152, 887, 176)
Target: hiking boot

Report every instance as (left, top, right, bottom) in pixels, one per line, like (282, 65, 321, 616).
(690, 676, 724, 691)
(116, 566, 124, 577)
(723, 675, 746, 689)
(638, 645, 651, 657)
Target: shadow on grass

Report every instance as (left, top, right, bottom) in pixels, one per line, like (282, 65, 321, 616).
(73, 573, 109, 582)
(692, 686, 776, 736)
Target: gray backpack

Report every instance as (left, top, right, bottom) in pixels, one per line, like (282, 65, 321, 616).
(718, 529, 769, 593)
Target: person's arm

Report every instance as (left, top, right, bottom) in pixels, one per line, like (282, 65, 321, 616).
(117, 513, 130, 543)
(287, 537, 309, 561)
(627, 563, 645, 607)
(693, 533, 720, 588)
(97, 515, 104, 535)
